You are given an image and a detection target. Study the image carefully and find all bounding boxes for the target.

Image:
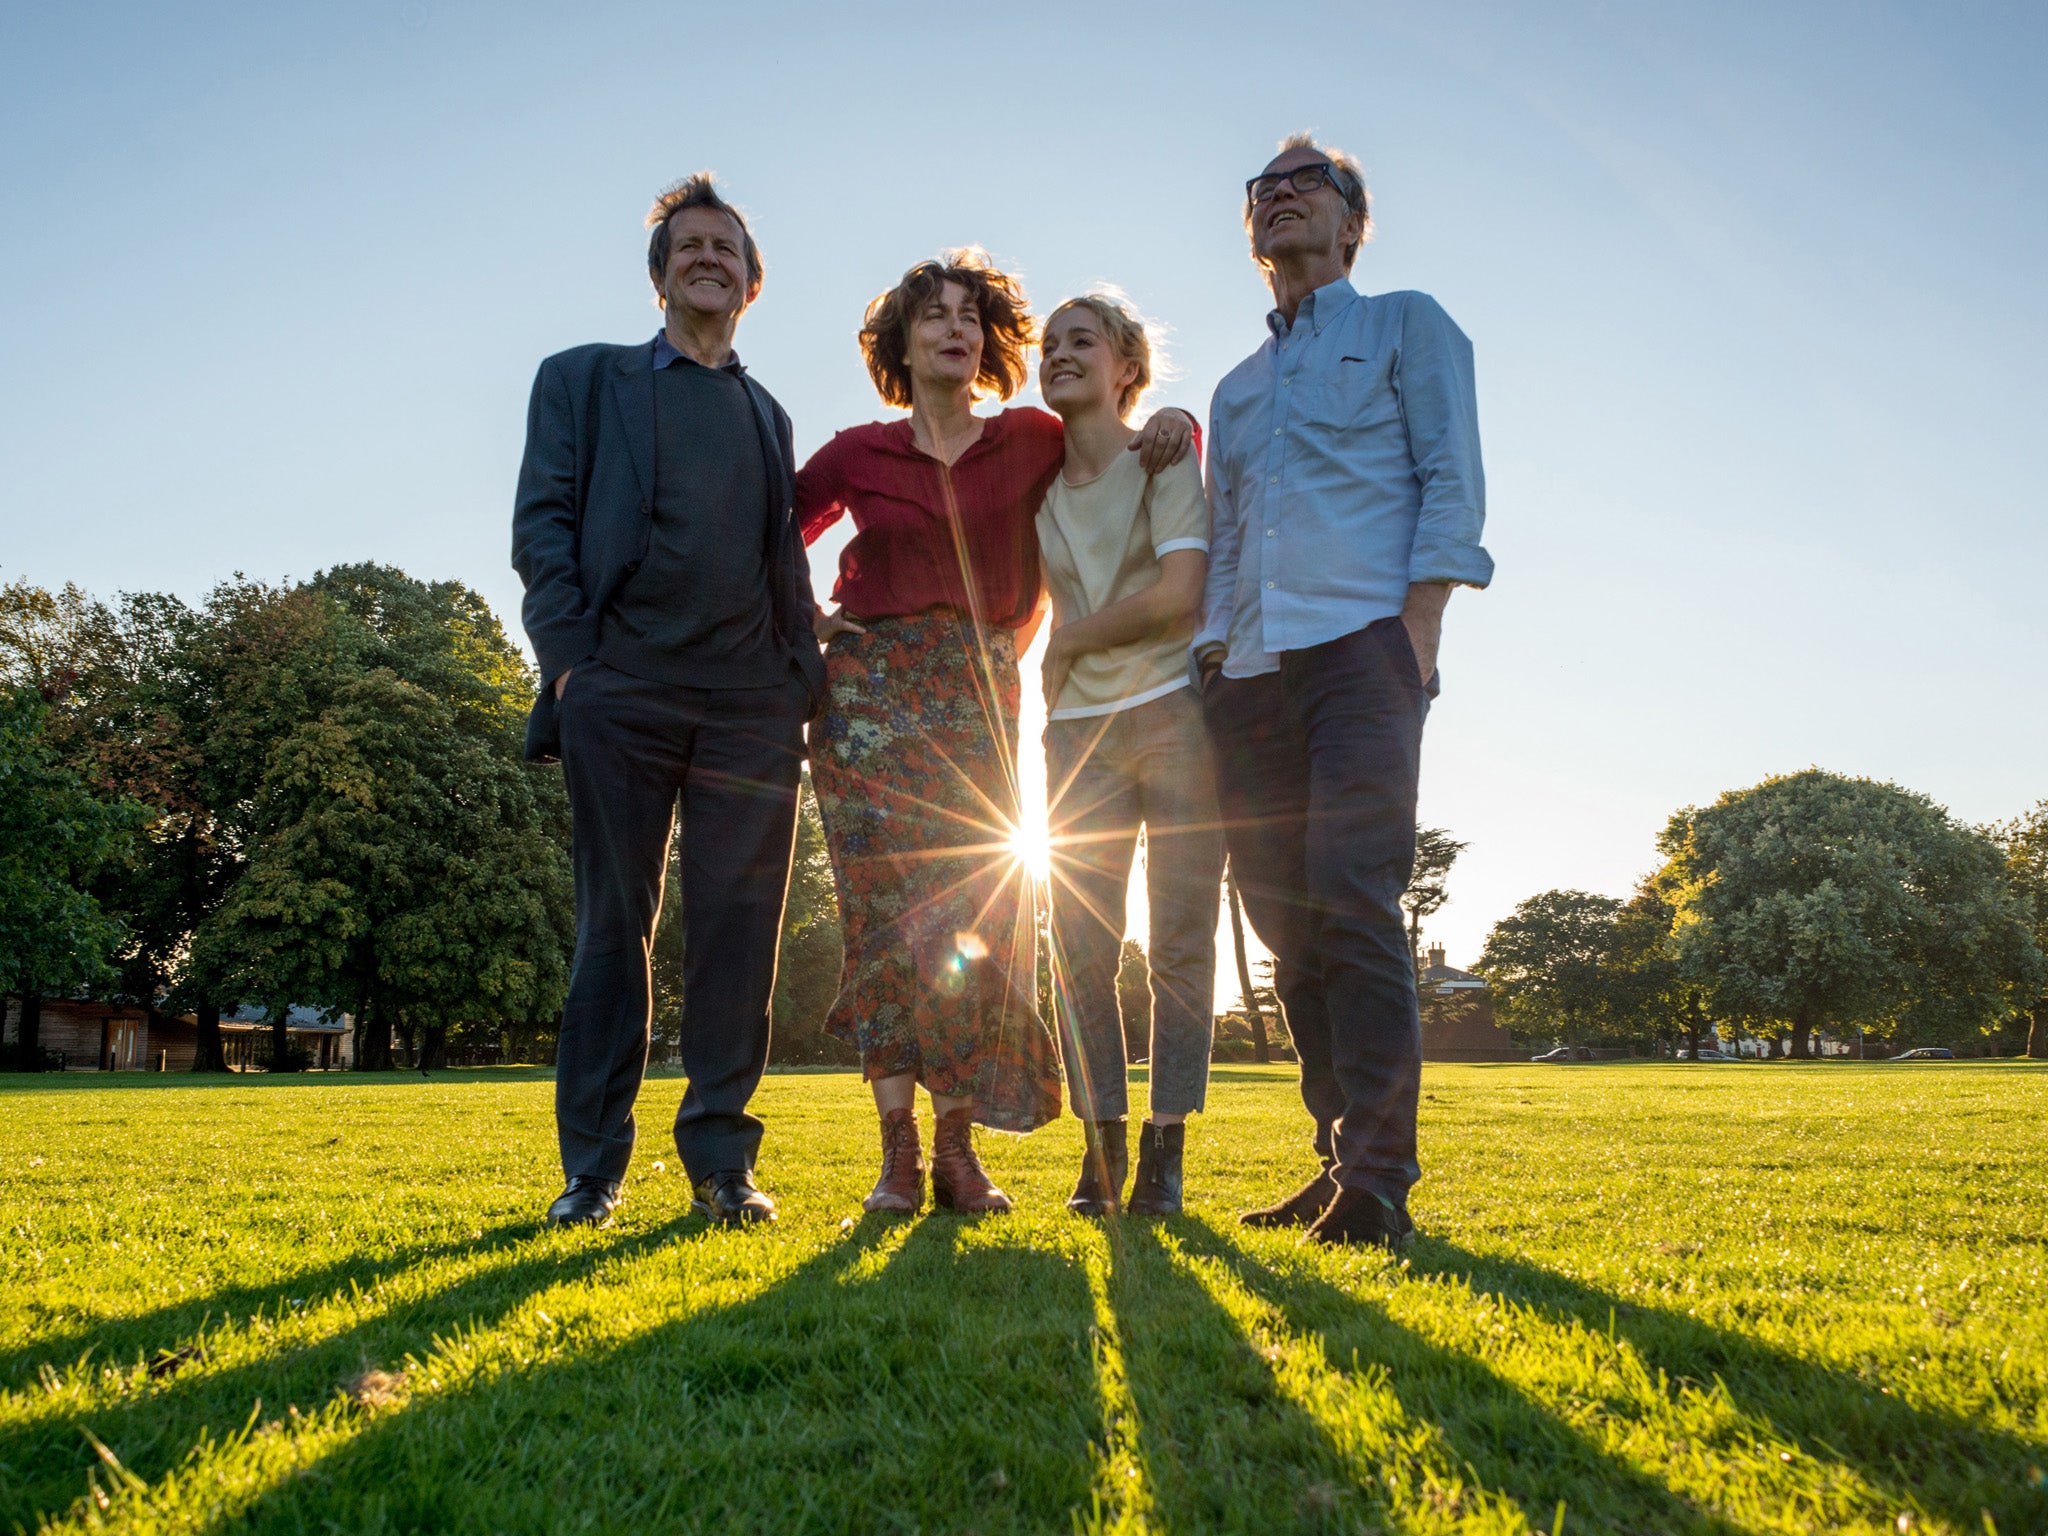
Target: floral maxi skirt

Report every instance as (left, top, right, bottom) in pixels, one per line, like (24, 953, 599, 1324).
(810, 611, 1062, 1133)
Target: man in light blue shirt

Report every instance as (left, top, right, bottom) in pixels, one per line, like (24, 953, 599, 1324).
(1197, 133, 1493, 1249)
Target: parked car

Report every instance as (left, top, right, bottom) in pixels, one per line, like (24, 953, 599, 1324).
(1530, 1046, 1594, 1063)
(1677, 1049, 1735, 1062)
(1888, 1047, 1955, 1061)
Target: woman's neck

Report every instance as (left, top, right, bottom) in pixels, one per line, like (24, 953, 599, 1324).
(907, 382, 982, 465)
(1059, 404, 1136, 483)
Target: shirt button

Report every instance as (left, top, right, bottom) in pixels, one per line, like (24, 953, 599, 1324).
(1272, 428, 1281, 437)
(1265, 581, 1276, 590)
(1269, 475, 1278, 484)
(1265, 528, 1276, 537)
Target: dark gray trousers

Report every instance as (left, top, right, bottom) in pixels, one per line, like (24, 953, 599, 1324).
(1202, 618, 1432, 1206)
(556, 661, 806, 1186)
(1045, 687, 1223, 1122)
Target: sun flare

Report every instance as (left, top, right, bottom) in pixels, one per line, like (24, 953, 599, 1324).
(1009, 815, 1052, 883)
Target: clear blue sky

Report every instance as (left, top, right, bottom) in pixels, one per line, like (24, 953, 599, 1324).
(5, 1, 2045, 970)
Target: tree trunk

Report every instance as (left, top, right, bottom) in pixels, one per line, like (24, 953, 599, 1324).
(192, 1001, 227, 1072)
(18, 994, 42, 1055)
(270, 1006, 293, 1071)
(1680, 992, 1704, 1059)
(1225, 868, 1270, 1064)
(359, 997, 392, 1072)
(1789, 1015, 1813, 1060)
(420, 1025, 448, 1071)
(2029, 1004, 2048, 1060)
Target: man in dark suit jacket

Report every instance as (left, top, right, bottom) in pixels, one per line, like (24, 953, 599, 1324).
(512, 174, 828, 1228)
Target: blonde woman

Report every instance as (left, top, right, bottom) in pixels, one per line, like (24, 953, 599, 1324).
(1037, 294, 1222, 1216)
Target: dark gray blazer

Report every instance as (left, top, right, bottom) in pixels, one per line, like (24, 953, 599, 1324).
(510, 337, 828, 761)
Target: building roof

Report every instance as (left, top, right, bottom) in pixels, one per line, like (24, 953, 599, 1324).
(220, 1004, 350, 1034)
(1420, 947, 1488, 991)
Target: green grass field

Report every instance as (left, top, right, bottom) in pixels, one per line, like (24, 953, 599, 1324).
(3, 1063, 2045, 1535)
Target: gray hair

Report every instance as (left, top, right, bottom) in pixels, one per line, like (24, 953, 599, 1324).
(646, 173, 763, 301)
(1258, 131, 1374, 271)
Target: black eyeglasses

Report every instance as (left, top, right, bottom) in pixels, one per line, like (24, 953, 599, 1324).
(1244, 161, 1358, 210)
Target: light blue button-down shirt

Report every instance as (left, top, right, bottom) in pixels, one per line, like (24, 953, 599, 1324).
(1195, 277, 1493, 678)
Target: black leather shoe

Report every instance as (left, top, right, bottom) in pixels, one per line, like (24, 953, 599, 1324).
(1067, 1120, 1128, 1217)
(1305, 1186, 1414, 1251)
(545, 1176, 622, 1228)
(691, 1169, 777, 1226)
(1239, 1168, 1337, 1229)
(1126, 1121, 1185, 1215)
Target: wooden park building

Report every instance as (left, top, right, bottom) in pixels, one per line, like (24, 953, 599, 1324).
(3, 998, 351, 1071)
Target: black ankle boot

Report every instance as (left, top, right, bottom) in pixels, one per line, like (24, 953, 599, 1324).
(1067, 1119, 1128, 1216)
(1126, 1121, 1184, 1215)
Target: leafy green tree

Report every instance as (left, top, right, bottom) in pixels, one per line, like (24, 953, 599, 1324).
(1402, 826, 1468, 972)
(1996, 803, 2048, 1058)
(0, 686, 146, 1058)
(771, 773, 849, 1063)
(1116, 939, 1152, 1064)
(1476, 889, 1623, 1047)
(1660, 770, 2042, 1058)
(1604, 872, 1709, 1055)
(188, 566, 572, 1070)
(1224, 867, 1270, 1063)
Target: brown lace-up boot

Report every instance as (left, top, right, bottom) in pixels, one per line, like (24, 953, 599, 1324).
(930, 1107, 1012, 1213)
(863, 1107, 925, 1213)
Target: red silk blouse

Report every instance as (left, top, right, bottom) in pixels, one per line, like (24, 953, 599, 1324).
(795, 407, 1063, 630)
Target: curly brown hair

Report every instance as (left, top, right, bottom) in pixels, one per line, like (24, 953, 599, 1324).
(858, 248, 1036, 407)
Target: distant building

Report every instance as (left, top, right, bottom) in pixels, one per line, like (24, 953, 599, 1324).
(219, 1005, 353, 1070)
(1417, 946, 1523, 1062)
(3, 997, 350, 1071)
(4, 997, 196, 1071)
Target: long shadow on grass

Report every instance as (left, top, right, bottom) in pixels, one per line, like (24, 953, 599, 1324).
(1405, 1238, 2048, 1536)
(1, 1220, 548, 1393)
(2, 1212, 708, 1530)
(182, 1214, 1103, 1535)
(1143, 1221, 1742, 1534)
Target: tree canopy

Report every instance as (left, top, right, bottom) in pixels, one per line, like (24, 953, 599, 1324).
(1660, 769, 2042, 1057)
(1402, 826, 1467, 969)
(1995, 802, 2048, 1058)
(3, 566, 574, 1070)
(1475, 888, 1624, 1046)
(0, 685, 145, 1008)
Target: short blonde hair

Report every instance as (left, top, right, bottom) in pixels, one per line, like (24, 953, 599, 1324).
(1044, 291, 1159, 419)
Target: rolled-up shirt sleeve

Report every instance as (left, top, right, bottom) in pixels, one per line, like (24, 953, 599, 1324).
(1397, 294, 1493, 591)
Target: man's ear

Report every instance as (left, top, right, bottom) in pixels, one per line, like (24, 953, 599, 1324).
(1341, 209, 1367, 260)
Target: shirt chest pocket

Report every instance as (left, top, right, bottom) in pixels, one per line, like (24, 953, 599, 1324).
(1297, 352, 1400, 434)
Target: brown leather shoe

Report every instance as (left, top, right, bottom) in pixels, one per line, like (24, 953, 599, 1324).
(1239, 1167, 1337, 1228)
(863, 1107, 925, 1213)
(930, 1107, 1012, 1213)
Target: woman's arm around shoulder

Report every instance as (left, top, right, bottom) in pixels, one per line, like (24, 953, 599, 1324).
(794, 425, 877, 546)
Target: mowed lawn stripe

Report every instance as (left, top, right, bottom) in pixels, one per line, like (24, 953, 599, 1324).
(3, 1064, 2045, 1533)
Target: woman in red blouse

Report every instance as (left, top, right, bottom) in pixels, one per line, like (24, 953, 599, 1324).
(797, 249, 1190, 1215)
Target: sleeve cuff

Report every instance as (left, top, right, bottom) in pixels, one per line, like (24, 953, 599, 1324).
(1153, 538, 1210, 557)
(1408, 547, 1495, 591)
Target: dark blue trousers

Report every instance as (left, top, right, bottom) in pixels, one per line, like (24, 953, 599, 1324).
(556, 661, 806, 1186)
(1203, 617, 1432, 1206)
